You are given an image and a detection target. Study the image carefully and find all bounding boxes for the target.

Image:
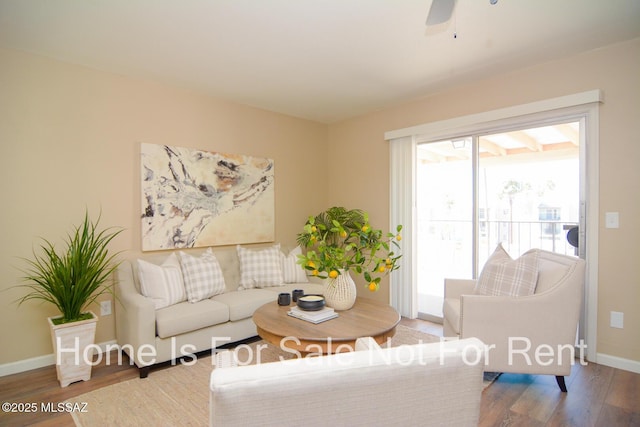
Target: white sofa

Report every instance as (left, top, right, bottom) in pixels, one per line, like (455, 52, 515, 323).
(115, 245, 323, 378)
(210, 337, 486, 426)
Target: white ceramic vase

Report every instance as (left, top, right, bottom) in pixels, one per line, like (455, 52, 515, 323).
(323, 270, 357, 311)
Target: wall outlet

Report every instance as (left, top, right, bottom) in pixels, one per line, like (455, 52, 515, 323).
(610, 311, 623, 329)
(100, 300, 112, 316)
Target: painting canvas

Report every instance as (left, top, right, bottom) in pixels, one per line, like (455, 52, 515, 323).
(141, 143, 275, 251)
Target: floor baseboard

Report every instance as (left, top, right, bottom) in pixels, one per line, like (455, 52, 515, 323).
(0, 340, 118, 377)
(596, 352, 640, 374)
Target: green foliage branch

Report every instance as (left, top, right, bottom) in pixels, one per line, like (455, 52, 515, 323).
(296, 206, 402, 291)
(15, 211, 123, 324)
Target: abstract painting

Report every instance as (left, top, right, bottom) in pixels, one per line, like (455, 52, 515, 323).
(141, 143, 275, 251)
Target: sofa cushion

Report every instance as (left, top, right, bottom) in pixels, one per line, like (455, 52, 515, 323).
(212, 247, 241, 293)
(281, 246, 309, 283)
(156, 299, 229, 338)
(237, 244, 284, 289)
(137, 253, 186, 309)
(179, 248, 226, 302)
(211, 289, 277, 322)
(475, 243, 539, 297)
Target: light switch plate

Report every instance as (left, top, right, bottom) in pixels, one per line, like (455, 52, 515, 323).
(605, 212, 619, 229)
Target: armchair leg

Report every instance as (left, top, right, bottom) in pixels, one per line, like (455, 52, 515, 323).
(555, 375, 567, 392)
(139, 366, 150, 379)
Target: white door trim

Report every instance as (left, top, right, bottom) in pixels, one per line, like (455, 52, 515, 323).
(385, 90, 602, 140)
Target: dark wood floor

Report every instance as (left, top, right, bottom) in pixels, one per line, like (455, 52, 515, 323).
(1, 318, 638, 426)
(401, 318, 640, 427)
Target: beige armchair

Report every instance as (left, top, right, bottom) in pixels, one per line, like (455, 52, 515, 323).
(443, 248, 586, 392)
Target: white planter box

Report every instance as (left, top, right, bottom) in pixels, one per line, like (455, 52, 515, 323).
(48, 311, 98, 387)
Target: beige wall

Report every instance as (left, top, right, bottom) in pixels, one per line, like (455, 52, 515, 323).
(0, 47, 327, 365)
(327, 38, 640, 362)
(1, 37, 638, 367)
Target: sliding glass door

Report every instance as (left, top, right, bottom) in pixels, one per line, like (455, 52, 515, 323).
(416, 122, 580, 320)
(416, 138, 473, 318)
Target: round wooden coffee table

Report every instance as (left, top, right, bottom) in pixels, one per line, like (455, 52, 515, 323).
(253, 297, 400, 354)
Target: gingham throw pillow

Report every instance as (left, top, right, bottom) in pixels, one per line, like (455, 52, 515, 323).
(475, 243, 539, 297)
(281, 246, 309, 283)
(137, 253, 186, 309)
(237, 244, 284, 289)
(179, 248, 226, 302)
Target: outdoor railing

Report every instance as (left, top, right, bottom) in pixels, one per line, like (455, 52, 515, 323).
(420, 219, 579, 257)
(479, 219, 579, 257)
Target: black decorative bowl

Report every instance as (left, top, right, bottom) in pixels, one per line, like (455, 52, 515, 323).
(296, 295, 326, 311)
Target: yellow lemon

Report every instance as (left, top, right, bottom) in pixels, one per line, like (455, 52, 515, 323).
(310, 235, 317, 243)
(385, 258, 392, 265)
(307, 260, 316, 268)
(329, 270, 339, 279)
(368, 282, 377, 292)
(312, 269, 319, 276)
(361, 225, 369, 232)
(396, 234, 402, 241)
(378, 265, 386, 273)
(340, 230, 347, 238)
(311, 225, 317, 232)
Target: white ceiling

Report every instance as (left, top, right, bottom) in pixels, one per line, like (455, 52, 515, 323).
(1, 0, 639, 123)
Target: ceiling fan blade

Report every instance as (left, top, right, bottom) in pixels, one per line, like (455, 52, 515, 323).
(425, 0, 456, 26)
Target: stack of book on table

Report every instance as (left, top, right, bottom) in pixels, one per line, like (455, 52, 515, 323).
(288, 306, 338, 324)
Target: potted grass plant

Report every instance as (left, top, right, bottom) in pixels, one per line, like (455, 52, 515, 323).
(15, 211, 122, 387)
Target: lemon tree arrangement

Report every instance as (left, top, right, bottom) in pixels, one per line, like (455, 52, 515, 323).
(296, 206, 402, 293)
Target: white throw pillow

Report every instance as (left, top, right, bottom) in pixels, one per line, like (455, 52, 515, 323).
(179, 248, 226, 302)
(137, 253, 186, 309)
(475, 243, 539, 297)
(237, 244, 284, 289)
(281, 246, 309, 284)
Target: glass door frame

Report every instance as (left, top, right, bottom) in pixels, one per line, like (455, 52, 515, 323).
(388, 91, 601, 361)
(416, 120, 582, 319)
(414, 135, 477, 321)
